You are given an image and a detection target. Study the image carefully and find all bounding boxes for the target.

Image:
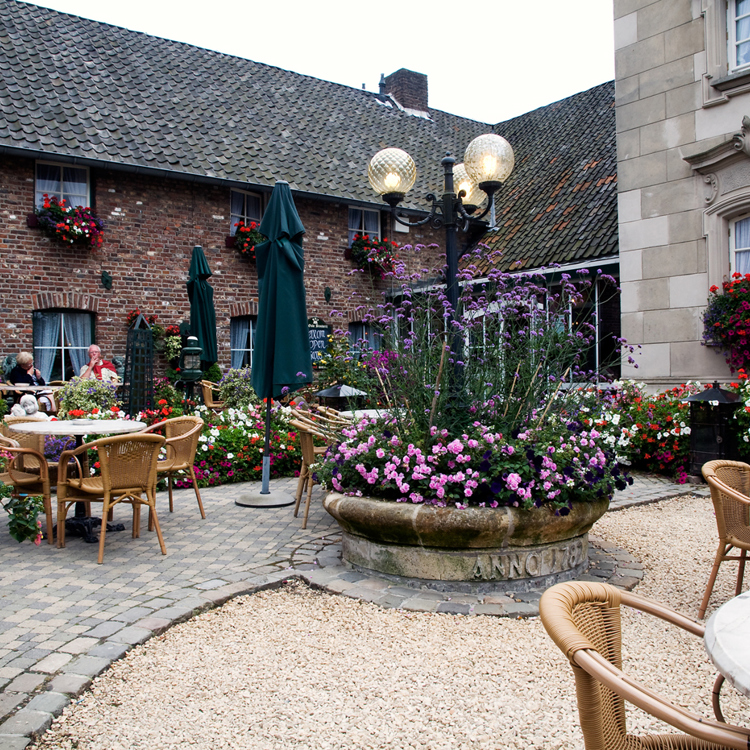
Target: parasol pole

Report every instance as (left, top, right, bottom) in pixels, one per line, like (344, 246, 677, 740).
(261, 395, 272, 494)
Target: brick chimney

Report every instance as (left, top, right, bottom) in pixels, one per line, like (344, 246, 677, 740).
(382, 69, 428, 111)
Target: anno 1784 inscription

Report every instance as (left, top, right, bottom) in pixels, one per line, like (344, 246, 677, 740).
(471, 538, 586, 581)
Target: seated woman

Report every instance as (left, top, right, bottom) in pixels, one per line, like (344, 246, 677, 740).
(8, 352, 56, 413)
(79, 345, 120, 384)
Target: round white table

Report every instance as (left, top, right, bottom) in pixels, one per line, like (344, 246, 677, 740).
(704, 590, 750, 700)
(8, 418, 146, 439)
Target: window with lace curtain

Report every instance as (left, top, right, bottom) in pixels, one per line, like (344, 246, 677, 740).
(731, 215, 750, 273)
(35, 162, 89, 209)
(731, 0, 750, 72)
(348, 322, 382, 353)
(348, 208, 380, 246)
(32, 310, 94, 382)
(230, 316, 256, 369)
(230, 190, 262, 235)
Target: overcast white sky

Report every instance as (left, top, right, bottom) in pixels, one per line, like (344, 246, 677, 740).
(24, 0, 615, 124)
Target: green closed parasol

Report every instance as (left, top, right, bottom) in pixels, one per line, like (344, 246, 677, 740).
(250, 181, 312, 497)
(186, 245, 218, 369)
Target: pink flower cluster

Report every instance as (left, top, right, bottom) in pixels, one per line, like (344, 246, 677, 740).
(318, 417, 627, 511)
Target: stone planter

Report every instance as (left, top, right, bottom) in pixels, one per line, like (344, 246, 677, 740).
(323, 493, 609, 593)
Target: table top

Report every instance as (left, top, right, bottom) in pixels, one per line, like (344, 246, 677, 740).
(339, 408, 390, 419)
(1, 384, 63, 392)
(7, 419, 146, 436)
(704, 590, 750, 699)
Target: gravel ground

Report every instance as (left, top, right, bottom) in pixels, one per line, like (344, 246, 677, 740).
(32, 494, 749, 750)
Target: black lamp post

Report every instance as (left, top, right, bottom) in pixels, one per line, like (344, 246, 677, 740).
(685, 382, 741, 477)
(179, 335, 203, 404)
(367, 134, 515, 404)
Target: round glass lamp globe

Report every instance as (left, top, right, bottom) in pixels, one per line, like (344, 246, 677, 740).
(464, 133, 514, 186)
(368, 148, 417, 196)
(453, 163, 487, 209)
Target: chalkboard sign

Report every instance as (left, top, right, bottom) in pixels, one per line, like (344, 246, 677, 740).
(308, 317, 330, 363)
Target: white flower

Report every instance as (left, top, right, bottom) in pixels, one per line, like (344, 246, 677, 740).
(226, 453, 234, 459)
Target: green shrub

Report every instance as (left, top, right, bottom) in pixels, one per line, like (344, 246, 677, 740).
(202, 362, 222, 383)
(217, 367, 258, 409)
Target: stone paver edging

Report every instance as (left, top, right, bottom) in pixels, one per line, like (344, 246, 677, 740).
(0, 473, 708, 749)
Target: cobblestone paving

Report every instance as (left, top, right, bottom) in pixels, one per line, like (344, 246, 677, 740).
(0, 472, 709, 749)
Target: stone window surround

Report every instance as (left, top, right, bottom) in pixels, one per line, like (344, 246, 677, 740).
(703, 0, 750, 105)
(684, 116, 750, 288)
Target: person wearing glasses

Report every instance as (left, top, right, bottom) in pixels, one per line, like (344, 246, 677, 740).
(79, 344, 120, 384)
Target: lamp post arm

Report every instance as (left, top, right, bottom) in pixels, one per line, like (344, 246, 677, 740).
(390, 196, 440, 228)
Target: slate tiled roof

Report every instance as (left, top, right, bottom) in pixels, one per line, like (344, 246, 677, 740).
(476, 82, 618, 273)
(0, 0, 617, 267)
(0, 0, 488, 210)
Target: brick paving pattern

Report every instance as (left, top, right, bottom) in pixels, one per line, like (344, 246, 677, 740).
(0, 472, 709, 748)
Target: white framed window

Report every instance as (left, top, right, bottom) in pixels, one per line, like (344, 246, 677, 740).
(230, 190, 262, 236)
(35, 162, 89, 209)
(32, 310, 94, 382)
(348, 207, 380, 246)
(730, 0, 750, 72)
(730, 215, 750, 273)
(230, 316, 256, 369)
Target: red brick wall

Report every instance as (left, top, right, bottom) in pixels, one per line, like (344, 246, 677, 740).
(0, 154, 451, 373)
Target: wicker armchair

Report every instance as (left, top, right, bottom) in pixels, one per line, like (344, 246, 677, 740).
(2, 415, 72, 486)
(699, 460, 750, 619)
(0, 434, 53, 544)
(540, 581, 750, 750)
(290, 407, 350, 442)
(56, 433, 166, 563)
(2, 416, 47, 468)
(290, 418, 330, 529)
(140, 416, 205, 519)
(199, 380, 224, 412)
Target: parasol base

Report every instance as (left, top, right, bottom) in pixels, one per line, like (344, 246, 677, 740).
(235, 487, 296, 508)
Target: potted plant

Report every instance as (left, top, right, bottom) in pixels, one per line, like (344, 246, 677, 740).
(316, 248, 633, 589)
(703, 273, 750, 372)
(347, 234, 398, 278)
(230, 221, 265, 261)
(0, 483, 44, 544)
(56, 376, 121, 418)
(30, 194, 104, 249)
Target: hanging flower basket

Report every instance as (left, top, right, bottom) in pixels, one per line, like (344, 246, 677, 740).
(702, 273, 750, 372)
(348, 233, 398, 278)
(232, 221, 265, 261)
(32, 194, 104, 249)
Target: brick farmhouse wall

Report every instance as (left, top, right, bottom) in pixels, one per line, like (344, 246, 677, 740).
(0, 154, 452, 373)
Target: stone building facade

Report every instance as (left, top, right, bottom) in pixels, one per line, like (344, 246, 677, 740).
(614, 0, 750, 387)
